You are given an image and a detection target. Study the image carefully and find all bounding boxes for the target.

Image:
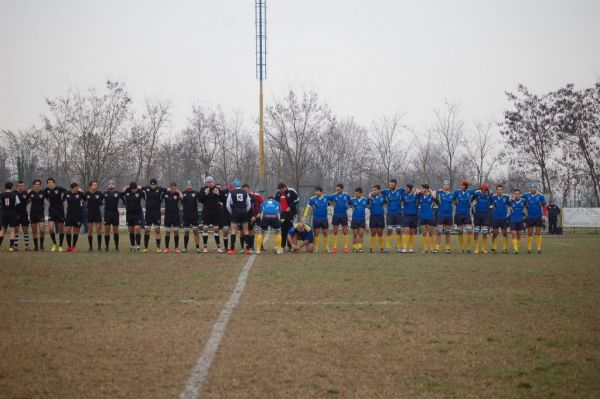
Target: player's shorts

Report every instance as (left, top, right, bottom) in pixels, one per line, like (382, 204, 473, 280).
(145, 209, 161, 227)
(202, 209, 221, 227)
(473, 213, 490, 227)
(331, 215, 348, 227)
(491, 218, 508, 229)
(454, 214, 472, 226)
(419, 218, 436, 226)
(369, 215, 385, 229)
(48, 209, 65, 224)
(259, 216, 281, 231)
(164, 213, 180, 228)
(510, 221, 524, 231)
(403, 214, 418, 228)
(182, 213, 199, 228)
(386, 213, 403, 228)
(526, 216, 543, 227)
(221, 209, 231, 228)
(30, 213, 45, 224)
(290, 230, 314, 243)
(126, 212, 143, 227)
(103, 211, 119, 226)
(351, 220, 366, 229)
(312, 217, 329, 229)
(1, 210, 18, 228)
(230, 208, 249, 224)
(17, 212, 30, 226)
(86, 212, 102, 224)
(65, 214, 82, 228)
(437, 215, 453, 226)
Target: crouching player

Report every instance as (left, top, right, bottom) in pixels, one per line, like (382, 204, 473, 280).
(287, 222, 314, 253)
(256, 196, 283, 254)
(508, 189, 527, 254)
(417, 184, 437, 253)
(349, 188, 368, 253)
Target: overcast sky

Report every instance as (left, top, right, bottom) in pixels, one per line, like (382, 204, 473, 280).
(1, 0, 599, 135)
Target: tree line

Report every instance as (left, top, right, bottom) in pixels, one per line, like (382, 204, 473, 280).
(1, 79, 599, 207)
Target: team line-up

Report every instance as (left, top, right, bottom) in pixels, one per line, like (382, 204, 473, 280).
(0, 177, 548, 255)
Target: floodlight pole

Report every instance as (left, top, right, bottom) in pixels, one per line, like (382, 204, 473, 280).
(256, 0, 267, 194)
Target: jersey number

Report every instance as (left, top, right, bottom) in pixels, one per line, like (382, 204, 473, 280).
(237, 194, 244, 202)
(4, 198, 9, 206)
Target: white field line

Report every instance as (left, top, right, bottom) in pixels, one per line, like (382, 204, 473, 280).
(251, 300, 405, 306)
(179, 233, 268, 399)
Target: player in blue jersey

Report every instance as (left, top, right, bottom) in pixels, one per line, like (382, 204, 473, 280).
(490, 184, 510, 253)
(522, 182, 547, 253)
(454, 180, 476, 253)
(287, 222, 314, 253)
(400, 182, 419, 253)
(368, 184, 386, 253)
(417, 184, 438, 253)
(435, 180, 454, 253)
(329, 184, 351, 253)
(349, 187, 368, 252)
(303, 186, 331, 253)
(256, 196, 283, 254)
(471, 183, 493, 254)
(508, 189, 527, 254)
(382, 179, 404, 252)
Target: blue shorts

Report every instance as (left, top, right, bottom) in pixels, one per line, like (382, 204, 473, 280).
(386, 213, 402, 228)
(419, 218, 436, 226)
(455, 214, 472, 226)
(260, 216, 281, 231)
(526, 216, 543, 227)
(437, 215, 453, 226)
(313, 217, 329, 229)
(369, 215, 385, 229)
(331, 215, 348, 226)
(473, 213, 490, 227)
(491, 218, 507, 229)
(510, 221, 524, 231)
(290, 231, 314, 243)
(403, 214, 418, 228)
(351, 220, 366, 229)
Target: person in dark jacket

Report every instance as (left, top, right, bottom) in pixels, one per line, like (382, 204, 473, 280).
(273, 183, 299, 250)
(548, 201, 561, 234)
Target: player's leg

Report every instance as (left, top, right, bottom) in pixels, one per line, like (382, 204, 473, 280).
(57, 221, 65, 249)
(193, 224, 200, 252)
(72, 225, 81, 250)
(202, 223, 210, 252)
(492, 225, 499, 252)
(173, 222, 180, 253)
(213, 225, 222, 252)
(526, 223, 534, 253)
(87, 223, 94, 250)
(480, 222, 489, 254)
(331, 222, 339, 252)
(473, 220, 481, 254)
(535, 225, 543, 253)
(22, 223, 30, 250)
(501, 226, 508, 253)
(241, 222, 250, 253)
(288, 234, 298, 251)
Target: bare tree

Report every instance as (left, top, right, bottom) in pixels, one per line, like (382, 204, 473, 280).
(369, 113, 412, 184)
(431, 101, 465, 187)
(464, 120, 500, 185)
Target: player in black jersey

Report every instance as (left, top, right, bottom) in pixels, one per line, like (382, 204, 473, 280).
(162, 183, 183, 253)
(15, 180, 31, 250)
(28, 179, 46, 251)
(199, 176, 224, 253)
(64, 182, 85, 251)
(84, 181, 105, 251)
(218, 183, 231, 251)
(226, 179, 251, 255)
(103, 180, 121, 251)
(141, 178, 166, 253)
(44, 177, 67, 252)
(1, 182, 21, 251)
(121, 182, 144, 251)
(181, 181, 201, 253)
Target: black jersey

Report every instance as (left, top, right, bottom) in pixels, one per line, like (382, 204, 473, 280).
(227, 188, 251, 210)
(199, 186, 223, 211)
(122, 189, 144, 214)
(142, 187, 165, 211)
(29, 190, 46, 216)
(163, 191, 181, 215)
(1, 191, 20, 210)
(64, 191, 85, 217)
(84, 191, 104, 215)
(103, 190, 121, 212)
(15, 190, 29, 216)
(182, 190, 200, 215)
(44, 186, 67, 212)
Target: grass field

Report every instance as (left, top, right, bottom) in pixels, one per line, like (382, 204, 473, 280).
(1, 234, 599, 398)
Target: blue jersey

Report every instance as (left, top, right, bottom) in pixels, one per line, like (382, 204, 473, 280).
(329, 192, 351, 216)
(307, 195, 329, 219)
(491, 194, 510, 220)
(436, 190, 454, 217)
(350, 197, 368, 221)
(261, 199, 280, 217)
(522, 192, 546, 218)
(369, 194, 386, 216)
(288, 223, 314, 240)
(509, 199, 527, 222)
(472, 190, 493, 214)
(382, 188, 404, 215)
(401, 191, 419, 215)
(418, 193, 437, 220)
(454, 189, 475, 216)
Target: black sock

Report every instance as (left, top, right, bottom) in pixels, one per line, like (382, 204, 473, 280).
(203, 234, 208, 246)
(33, 237, 39, 249)
(135, 234, 141, 246)
(40, 236, 44, 249)
(214, 234, 220, 247)
(230, 234, 236, 250)
(114, 233, 119, 249)
(9, 239, 14, 248)
(72, 233, 79, 247)
(97, 235, 102, 249)
(59, 233, 64, 246)
(0, 237, 3, 247)
(66, 234, 72, 247)
(144, 233, 150, 248)
(105, 235, 110, 248)
(88, 235, 93, 249)
(129, 232, 135, 246)
(165, 234, 170, 248)
(50, 232, 56, 244)
(184, 235, 189, 249)
(156, 238, 161, 248)
(224, 236, 229, 249)
(174, 235, 179, 249)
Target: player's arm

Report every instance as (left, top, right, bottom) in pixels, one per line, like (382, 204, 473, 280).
(302, 201, 313, 222)
(226, 193, 233, 214)
(245, 194, 252, 213)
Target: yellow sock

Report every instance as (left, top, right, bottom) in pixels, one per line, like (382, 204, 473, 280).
(256, 234, 264, 251)
(275, 233, 282, 249)
(396, 234, 402, 248)
(386, 235, 392, 248)
(502, 237, 507, 251)
(402, 234, 408, 249)
(314, 236, 320, 250)
(527, 236, 532, 250)
(422, 236, 428, 251)
(332, 234, 338, 249)
(378, 236, 384, 249)
(458, 235, 464, 249)
(343, 234, 349, 249)
(445, 241, 451, 250)
(512, 239, 518, 251)
(325, 235, 330, 250)
(492, 237, 497, 251)
(370, 236, 376, 249)
(466, 234, 473, 249)
(358, 242, 362, 250)
(482, 237, 488, 250)
(536, 235, 542, 250)
(435, 240, 440, 251)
